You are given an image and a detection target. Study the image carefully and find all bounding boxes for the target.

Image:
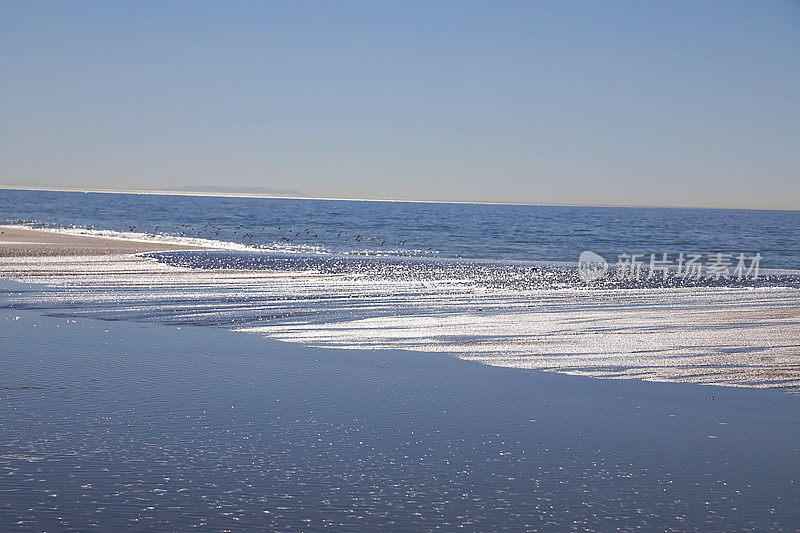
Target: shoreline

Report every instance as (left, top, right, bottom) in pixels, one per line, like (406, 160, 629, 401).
(1, 225, 800, 391)
(0, 225, 217, 257)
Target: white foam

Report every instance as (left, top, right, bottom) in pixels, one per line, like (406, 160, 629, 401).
(1, 224, 340, 256)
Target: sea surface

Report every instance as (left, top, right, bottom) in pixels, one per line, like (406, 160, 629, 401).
(2, 188, 800, 389)
(2, 188, 799, 267)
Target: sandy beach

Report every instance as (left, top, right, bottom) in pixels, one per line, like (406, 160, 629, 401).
(0, 225, 212, 257)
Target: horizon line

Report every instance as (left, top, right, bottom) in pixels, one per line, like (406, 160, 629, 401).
(1, 184, 797, 213)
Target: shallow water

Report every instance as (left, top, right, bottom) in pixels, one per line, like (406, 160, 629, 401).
(3, 248, 799, 390)
(2, 294, 800, 530)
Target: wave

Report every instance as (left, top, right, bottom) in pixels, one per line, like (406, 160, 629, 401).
(2, 223, 334, 256)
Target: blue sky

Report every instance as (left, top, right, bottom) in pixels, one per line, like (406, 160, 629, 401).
(1, 1, 799, 208)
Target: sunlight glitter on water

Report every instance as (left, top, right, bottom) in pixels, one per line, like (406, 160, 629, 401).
(2, 244, 799, 391)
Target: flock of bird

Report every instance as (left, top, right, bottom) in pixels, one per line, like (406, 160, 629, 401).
(127, 223, 411, 247)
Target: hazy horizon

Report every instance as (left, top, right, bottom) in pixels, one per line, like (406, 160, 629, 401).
(2, 1, 799, 210)
(5, 183, 800, 212)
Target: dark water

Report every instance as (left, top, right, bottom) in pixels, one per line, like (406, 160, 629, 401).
(2, 188, 799, 268)
(146, 249, 800, 290)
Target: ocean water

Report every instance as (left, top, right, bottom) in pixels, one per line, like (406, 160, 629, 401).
(2, 188, 799, 267)
(2, 188, 800, 389)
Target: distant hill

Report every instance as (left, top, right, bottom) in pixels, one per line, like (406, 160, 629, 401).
(169, 185, 302, 196)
